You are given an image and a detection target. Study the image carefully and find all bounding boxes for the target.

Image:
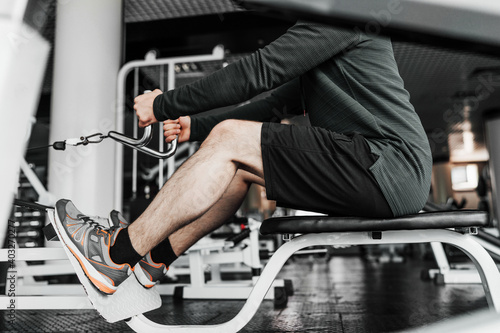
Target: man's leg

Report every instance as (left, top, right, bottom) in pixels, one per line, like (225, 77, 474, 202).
(168, 168, 263, 256)
(130, 167, 262, 287)
(54, 119, 265, 294)
(128, 119, 264, 256)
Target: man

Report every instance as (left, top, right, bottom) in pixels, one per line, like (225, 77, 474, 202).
(54, 20, 432, 294)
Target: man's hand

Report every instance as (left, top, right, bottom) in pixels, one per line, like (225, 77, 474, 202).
(163, 116, 191, 143)
(134, 89, 163, 128)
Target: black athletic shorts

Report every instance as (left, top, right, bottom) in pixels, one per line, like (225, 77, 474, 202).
(261, 122, 393, 217)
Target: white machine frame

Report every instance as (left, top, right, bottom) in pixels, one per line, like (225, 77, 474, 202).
(126, 228, 500, 332)
(2, 220, 499, 331)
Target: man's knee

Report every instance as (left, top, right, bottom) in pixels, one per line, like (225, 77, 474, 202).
(205, 119, 262, 161)
(210, 119, 243, 139)
(206, 119, 257, 147)
(200, 120, 243, 155)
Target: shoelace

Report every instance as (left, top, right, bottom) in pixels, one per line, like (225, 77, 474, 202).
(79, 215, 115, 233)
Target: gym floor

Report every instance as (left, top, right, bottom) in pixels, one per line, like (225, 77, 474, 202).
(0, 252, 488, 332)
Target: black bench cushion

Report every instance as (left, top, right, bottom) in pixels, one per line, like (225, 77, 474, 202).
(260, 210, 489, 235)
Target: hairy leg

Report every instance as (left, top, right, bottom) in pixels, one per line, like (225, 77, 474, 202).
(169, 169, 263, 256)
(128, 120, 264, 256)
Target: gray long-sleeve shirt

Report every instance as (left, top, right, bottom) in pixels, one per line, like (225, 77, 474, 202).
(153, 20, 432, 216)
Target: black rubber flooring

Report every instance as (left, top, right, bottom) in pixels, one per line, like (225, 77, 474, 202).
(0, 255, 489, 332)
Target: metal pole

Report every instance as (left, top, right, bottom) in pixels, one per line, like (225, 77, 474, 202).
(133, 68, 139, 198)
(167, 62, 176, 179)
(159, 65, 165, 187)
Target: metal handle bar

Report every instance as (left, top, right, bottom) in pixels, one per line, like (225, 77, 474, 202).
(108, 125, 153, 148)
(107, 125, 178, 159)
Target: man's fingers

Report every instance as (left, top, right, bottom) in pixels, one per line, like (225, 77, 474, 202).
(133, 90, 161, 128)
(163, 119, 179, 126)
(164, 128, 180, 137)
(165, 134, 178, 143)
(163, 122, 180, 131)
(139, 119, 153, 128)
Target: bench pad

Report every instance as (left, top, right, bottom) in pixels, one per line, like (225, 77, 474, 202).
(260, 210, 488, 235)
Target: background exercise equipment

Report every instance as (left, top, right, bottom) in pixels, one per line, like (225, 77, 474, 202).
(0, 0, 50, 242)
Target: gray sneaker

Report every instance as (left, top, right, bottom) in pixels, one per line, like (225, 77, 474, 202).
(54, 199, 133, 295)
(109, 210, 168, 288)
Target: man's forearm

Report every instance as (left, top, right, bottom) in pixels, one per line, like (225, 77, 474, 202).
(190, 78, 305, 141)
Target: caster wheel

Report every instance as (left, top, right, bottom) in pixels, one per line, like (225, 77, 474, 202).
(434, 273, 445, 286)
(284, 279, 294, 296)
(274, 286, 288, 308)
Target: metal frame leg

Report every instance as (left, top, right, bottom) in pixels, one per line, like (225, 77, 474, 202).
(428, 240, 485, 284)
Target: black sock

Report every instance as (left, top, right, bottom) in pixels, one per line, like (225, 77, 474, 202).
(150, 237, 177, 267)
(109, 228, 143, 267)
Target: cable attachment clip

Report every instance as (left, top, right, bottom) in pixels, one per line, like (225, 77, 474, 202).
(65, 132, 108, 146)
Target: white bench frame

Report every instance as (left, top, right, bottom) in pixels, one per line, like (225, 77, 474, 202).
(126, 228, 500, 332)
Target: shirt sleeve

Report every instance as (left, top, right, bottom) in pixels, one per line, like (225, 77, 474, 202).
(153, 20, 360, 121)
(190, 78, 304, 141)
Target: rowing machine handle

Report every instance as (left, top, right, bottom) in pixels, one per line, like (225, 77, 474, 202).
(108, 89, 178, 159)
(108, 125, 178, 159)
(108, 125, 152, 148)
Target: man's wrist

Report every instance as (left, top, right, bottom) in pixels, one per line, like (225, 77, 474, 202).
(153, 93, 166, 122)
(189, 116, 200, 142)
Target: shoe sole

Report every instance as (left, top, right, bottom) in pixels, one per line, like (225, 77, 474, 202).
(49, 209, 163, 322)
(133, 263, 156, 289)
(54, 204, 118, 295)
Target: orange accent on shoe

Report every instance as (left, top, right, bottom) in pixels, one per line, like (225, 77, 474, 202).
(66, 214, 78, 220)
(71, 226, 82, 238)
(81, 232, 85, 246)
(66, 246, 116, 294)
(110, 228, 122, 247)
(87, 255, 132, 273)
(96, 229, 109, 238)
(141, 259, 164, 269)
